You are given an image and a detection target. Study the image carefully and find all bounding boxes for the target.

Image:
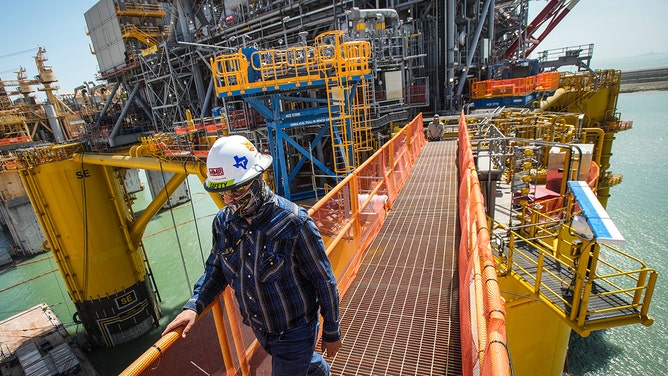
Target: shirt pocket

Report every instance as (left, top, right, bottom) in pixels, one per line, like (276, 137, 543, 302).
(259, 236, 293, 283)
(258, 252, 285, 283)
(220, 254, 240, 279)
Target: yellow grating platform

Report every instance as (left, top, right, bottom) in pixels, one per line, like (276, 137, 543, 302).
(330, 140, 461, 375)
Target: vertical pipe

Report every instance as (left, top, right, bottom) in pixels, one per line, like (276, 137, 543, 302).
(44, 104, 65, 142)
(487, 0, 495, 80)
(456, 0, 493, 98)
(200, 78, 215, 118)
(446, 0, 455, 110)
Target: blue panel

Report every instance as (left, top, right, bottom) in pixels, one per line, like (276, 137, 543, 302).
(472, 93, 537, 109)
(567, 181, 625, 246)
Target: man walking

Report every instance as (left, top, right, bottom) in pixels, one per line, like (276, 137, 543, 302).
(163, 135, 342, 375)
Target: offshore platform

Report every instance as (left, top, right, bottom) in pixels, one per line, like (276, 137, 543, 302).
(0, 1, 657, 376)
(0, 0, 591, 256)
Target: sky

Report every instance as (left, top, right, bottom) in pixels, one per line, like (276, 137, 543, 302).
(527, 0, 668, 65)
(0, 1, 100, 97)
(0, 0, 666, 100)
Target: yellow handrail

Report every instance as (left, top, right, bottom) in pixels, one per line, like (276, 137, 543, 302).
(211, 31, 371, 97)
(492, 191, 657, 336)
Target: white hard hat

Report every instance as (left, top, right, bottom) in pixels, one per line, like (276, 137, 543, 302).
(434, 113, 440, 119)
(203, 135, 273, 192)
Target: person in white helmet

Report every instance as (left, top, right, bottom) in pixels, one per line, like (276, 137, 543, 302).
(162, 135, 342, 375)
(426, 113, 443, 141)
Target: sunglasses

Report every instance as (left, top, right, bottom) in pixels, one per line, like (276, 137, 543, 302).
(220, 181, 252, 199)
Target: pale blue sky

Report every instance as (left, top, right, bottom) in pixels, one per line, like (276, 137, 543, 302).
(528, 0, 668, 63)
(0, 0, 666, 98)
(0, 1, 100, 96)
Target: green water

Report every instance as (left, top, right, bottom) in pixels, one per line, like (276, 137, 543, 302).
(0, 174, 220, 375)
(2, 91, 667, 375)
(86, 175, 222, 374)
(563, 91, 668, 375)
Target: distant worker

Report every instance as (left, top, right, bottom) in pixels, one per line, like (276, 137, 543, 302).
(162, 135, 342, 375)
(426, 113, 444, 141)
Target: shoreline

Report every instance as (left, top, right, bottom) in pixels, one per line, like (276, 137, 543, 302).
(619, 67, 668, 93)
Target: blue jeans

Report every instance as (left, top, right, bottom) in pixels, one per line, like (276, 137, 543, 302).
(253, 320, 330, 376)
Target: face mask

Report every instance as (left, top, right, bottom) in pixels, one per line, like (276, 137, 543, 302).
(227, 178, 268, 218)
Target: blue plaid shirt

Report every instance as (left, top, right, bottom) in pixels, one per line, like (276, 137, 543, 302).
(184, 190, 341, 342)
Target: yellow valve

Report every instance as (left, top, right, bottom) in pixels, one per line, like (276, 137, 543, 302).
(521, 187, 530, 195)
(523, 149, 534, 156)
(523, 161, 533, 169)
(521, 175, 532, 182)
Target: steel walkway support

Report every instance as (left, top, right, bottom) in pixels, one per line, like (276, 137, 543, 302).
(330, 140, 462, 375)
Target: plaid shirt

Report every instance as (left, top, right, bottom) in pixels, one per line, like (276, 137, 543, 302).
(183, 190, 341, 342)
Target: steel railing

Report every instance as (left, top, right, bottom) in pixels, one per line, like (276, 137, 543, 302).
(492, 195, 657, 336)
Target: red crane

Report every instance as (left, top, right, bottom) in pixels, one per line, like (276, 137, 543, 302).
(502, 0, 581, 60)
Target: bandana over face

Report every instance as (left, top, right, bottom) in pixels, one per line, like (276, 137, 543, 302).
(226, 178, 269, 218)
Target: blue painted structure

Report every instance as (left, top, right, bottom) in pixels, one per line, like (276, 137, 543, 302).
(218, 74, 371, 200)
(568, 180, 625, 246)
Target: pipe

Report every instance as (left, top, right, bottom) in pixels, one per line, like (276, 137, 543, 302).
(129, 172, 187, 247)
(109, 82, 141, 147)
(447, 0, 455, 109)
(347, 7, 399, 22)
(72, 153, 207, 176)
(539, 87, 566, 110)
(456, 0, 493, 98)
(200, 75, 214, 118)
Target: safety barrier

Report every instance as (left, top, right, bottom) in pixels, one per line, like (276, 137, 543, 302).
(492, 191, 657, 336)
(457, 111, 511, 376)
(0, 135, 31, 145)
(308, 113, 425, 295)
(120, 114, 426, 375)
(471, 71, 560, 98)
(211, 31, 371, 97)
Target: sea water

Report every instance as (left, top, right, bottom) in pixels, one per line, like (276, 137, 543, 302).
(563, 90, 668, 376)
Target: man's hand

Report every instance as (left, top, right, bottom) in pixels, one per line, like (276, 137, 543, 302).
(321, 339, 342, 358)
(161, 309, 197, 338)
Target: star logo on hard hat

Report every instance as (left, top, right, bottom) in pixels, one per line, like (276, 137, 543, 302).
(233, 155, 248, 169)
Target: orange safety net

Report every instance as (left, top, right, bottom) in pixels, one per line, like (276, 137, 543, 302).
(308, 114, 426, 295)
(457, 110, 511, 376)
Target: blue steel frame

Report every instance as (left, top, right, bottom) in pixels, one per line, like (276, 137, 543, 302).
(244, 90, 343, 200)
(218, 76, 369, 200)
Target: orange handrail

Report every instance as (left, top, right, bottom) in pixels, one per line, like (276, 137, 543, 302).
(308, 114, 425, 294)
(457, 110, 511, 376)
(471, 71, 560, 98)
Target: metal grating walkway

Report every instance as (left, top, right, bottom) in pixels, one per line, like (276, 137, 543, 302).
(330, 140, 461, 375)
